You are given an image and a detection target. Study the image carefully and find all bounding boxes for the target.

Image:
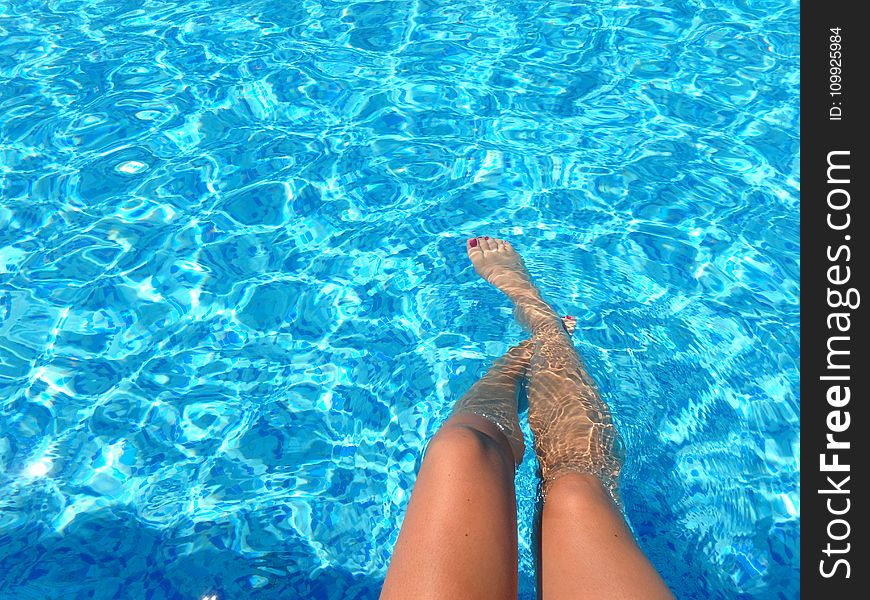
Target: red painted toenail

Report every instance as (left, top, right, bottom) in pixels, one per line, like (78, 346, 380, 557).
(469, 238, 478, 247)
(484, 236, 490, 239)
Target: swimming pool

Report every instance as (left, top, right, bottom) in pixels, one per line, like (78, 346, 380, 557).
(0, 0, 799, 598)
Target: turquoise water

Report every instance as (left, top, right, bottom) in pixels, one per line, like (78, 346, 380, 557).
(0, 0, 799, 598)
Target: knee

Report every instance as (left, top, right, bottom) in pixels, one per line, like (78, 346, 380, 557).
(544, 472, 614, 515)
(427, 423, 513, 470)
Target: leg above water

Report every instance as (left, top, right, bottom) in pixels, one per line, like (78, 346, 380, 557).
(380, 412, 520, 600)
(382, 328, 545, 598)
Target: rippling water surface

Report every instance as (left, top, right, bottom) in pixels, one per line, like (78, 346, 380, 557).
(1, 0, 799, 598)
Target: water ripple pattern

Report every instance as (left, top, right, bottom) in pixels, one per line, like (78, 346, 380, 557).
(1, 0, 798, 598)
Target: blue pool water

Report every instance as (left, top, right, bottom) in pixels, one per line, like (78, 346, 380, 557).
(1, 0, 799, 598)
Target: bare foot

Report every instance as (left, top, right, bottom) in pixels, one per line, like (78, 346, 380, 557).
(466, 236, 562, 332)
(466, 236, 535, 297)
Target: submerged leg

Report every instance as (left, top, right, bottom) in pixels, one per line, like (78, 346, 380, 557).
(449, 339, 533, 464)
(466, 236, 673, 600)
(527, 320, 671, 599)
(526, 319, 622, 499)
(450, 316, 577, 465)
(465, 236, 621, 491)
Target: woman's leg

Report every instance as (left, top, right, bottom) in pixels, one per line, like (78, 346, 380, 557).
(466, 236, 673, 600)
(539, 472, 673, 599)
(527, 321, 672, 599)
(380, 338, 533, 600)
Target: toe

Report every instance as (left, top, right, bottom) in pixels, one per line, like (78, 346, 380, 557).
(481, 236, 495, 251)
(467, 237, 483, 257)
(496, 239, 507, 251)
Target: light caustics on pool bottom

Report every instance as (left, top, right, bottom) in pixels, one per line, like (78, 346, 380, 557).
(0, 0, 798, 598)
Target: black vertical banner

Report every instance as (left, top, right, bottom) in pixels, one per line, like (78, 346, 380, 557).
(802, 2, 868, 597)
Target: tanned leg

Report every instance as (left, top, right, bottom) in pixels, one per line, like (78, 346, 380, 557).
(466, 236, 673, 600)
(381, 330, 538, 599)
